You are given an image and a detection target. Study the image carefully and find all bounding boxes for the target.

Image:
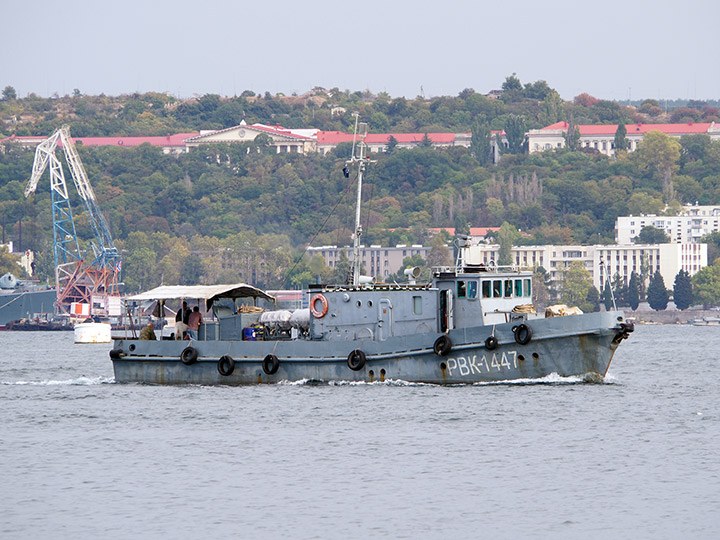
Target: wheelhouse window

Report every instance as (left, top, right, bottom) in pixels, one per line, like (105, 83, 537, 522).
(524, 278, 532, 297)
(457, 281, 467, 298)
(482, 280, 491, 298)
(413, 296, 422, 315)
(504, 280, 513, 298)
(493, 280, 502, 298)
(467, 281, 478, 300)
(514, 279, 523, 297)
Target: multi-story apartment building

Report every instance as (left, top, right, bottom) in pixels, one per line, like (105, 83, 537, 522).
(307, 245, 431, 280)
(616, 205, 720, 244)
(463, 242, 706, 291)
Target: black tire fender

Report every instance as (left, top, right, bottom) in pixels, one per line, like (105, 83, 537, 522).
(433, 335, 452, 356)
(485, 336, 498, 350)
(514, 324, 533, 345)
(347, 349, 367, 371)
(262, 354, 280, 375)
(181, 346, 198, 365)
(217, 355, 235, 376)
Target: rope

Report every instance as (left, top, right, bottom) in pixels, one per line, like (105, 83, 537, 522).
(0, 290, 28, 310)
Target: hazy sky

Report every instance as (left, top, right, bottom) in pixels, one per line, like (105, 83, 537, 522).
(2, 0, 717, 102)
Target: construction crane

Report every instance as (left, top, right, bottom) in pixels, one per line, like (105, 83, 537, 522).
(25, 125, 121, 317)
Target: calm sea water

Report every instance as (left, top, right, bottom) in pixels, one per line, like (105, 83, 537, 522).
(2, 325, 719, 540)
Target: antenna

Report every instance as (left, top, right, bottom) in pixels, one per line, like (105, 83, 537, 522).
(347, 113, 375, 286)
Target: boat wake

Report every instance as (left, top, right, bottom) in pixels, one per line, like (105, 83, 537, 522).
(277, 372, 615, 387)
(1, 376, 114, 386)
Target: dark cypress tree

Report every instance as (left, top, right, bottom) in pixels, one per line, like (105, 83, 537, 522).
(612, 273, 628, 307)
(673, 269, 693, 310)
(614, 123, 628, 152)
(602, 283, 614, 310)
(647, 272, 669, 311)
(586, 286, 601, 312)
(627, 271, 640, 310)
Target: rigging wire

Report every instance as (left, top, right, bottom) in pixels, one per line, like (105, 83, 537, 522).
(276, 169, 360, 290)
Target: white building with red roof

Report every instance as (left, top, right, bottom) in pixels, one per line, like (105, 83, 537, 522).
(0, 133, 199, 154)
(184, 121, 318, 154)
(527, 121, 720, 157)
(315, 131, 470, 155)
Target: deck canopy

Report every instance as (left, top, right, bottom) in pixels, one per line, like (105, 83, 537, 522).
(124, 283, 276, 309)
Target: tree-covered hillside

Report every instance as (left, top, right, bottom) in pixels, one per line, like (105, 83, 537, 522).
(2, 79, 720, 293)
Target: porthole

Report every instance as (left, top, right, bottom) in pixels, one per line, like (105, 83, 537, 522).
(518, 354, 525, 362)
(367, 300, 373, 307)
(356, 300, 362, 307)
(532, 353, 539, 361)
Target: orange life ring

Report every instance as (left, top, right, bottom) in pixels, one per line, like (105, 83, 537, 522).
(310, 294, 329, 318)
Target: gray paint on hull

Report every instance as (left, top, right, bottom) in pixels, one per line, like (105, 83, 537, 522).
(112, 311, 623, 385)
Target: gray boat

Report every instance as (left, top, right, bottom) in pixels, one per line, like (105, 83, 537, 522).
(110, 119, 633, 385)
(109, 244, 633, 385)
(0, 273, 57, 327)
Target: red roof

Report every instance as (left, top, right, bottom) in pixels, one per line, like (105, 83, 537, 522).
(430, 227, 501, 236)
(542, 121, 714, 135)
(249, 124, 310, 139)
(0, 133, 199, 147)
(73, 133, 199, 147)
(316, 131, 456, 145)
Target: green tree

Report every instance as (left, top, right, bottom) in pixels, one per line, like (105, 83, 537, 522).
(585, 285, 601, 312)
(602, 283, 614, 310)
(427, 234, 452, 267)
(532, 266, 552, 308)
(633, 131, 681, 181)
(612, 273, 628, 307)
(332, 250, 352, 284)
(627, 271, 640, 310)
(559, 262, 594, 312)
(614, 123, 628, 152)
(419, 133, 433, 148)
(673, 269, 693, 310)
(691, 260, 720, 307)
(471, 120, 492, 165)
(647, 271, 669, 311)
(504, 115, 527, 154)
(634, 226, 671, 244)
(2, 86, 17, 100)
(563, 118, 581, 151)
(0, 245, 22, 276)
(501, 73, 522, 92)
(700, 231, 720, 264)
(497, 221, 519, 266)
(540, 90, 564, 125)
(385, 135, 398, 154)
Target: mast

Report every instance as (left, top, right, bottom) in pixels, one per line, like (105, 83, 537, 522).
(347, 114, 373, 286)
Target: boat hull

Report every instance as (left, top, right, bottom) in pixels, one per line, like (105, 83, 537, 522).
(111, 311, 627, 385)
(75, 322, 112, 343)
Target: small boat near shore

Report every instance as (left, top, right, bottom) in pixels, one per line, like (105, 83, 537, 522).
(74, 321, 112, 343)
